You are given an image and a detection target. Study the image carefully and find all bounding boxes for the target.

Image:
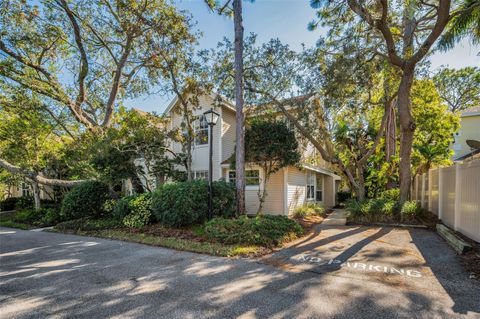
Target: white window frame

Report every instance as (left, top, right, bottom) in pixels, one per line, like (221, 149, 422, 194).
(306, 171, 315, 201)
(193, 170, 209, 180)
(21, 182, 30, 197)
(316, 174, 324, 203)
(194, 115, 209, 146)
(227, 169, 261, 188)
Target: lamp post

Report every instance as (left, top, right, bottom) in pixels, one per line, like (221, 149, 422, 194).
(203, 108, 219, 219)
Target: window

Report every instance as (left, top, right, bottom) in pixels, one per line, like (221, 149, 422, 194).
(316, 175, 323, 202)
(194, 115, 209, 145)
(21, 182, 30, 197)
(193, 170, 208, 180)
(228, 170, 260, 186)
(306, 172, 315, 200)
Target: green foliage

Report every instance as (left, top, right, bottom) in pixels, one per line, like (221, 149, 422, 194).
(202, 215, 304, 248)
(243, 120, 301, 173)
(401, 201, 421, 217)
(0, 197, 18, 211)
(55, 218, 122, 232)
(113, 196, 134, 221)
(102, 199, 117, 215)
(41, 208, 63, 225)
(433, 67, 480, 113)
(438, 0, 480, 50)
(122, 193, 153, 228)
(293, 203, 325, 218)
(60, 181, 109, 220)
(378, 188, 400, 201)
(15, 196, 33, 210)
(152, 180, 235, 227)
(337, 191, 352, 203)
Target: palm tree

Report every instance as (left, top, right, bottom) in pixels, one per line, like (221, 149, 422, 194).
(439, 0, 480, 50)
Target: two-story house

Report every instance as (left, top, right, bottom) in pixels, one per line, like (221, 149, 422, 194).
(451, 106, 480, 161)
(164, 93, 341, 216)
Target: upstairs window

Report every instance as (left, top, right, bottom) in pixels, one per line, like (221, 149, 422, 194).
(193, 170, 208, 180)
(228, 170, 260, 186)
(194, 115, 209, 145)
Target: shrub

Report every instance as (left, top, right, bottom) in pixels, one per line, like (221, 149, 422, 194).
(122, 193, 153, 228)
(113, 196, 134, 221)
(337, 191, 352, 203)
(401, 201, 421, 217)
(152, 180, 235, 227)
(41, 208, 64, 225)
(102, 199, 117, 215)
(0, 197, 18, 211)
(202, 215, 304, 248)
(378, 188, 400, 201)
(16, 196, 33, 209)
(293, 203, 325, 218)
(15, 208, 43, 223)
(60, 181, 109, 220)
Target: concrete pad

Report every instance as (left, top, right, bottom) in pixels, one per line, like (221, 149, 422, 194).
(322, 209, 347, 226)
(1, 227, 479, 318)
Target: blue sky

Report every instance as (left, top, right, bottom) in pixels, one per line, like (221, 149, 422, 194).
(126, 0, 480, 113)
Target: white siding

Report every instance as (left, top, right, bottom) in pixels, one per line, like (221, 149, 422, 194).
(221, 108, 236, 163)
(287, 167, 306, 215)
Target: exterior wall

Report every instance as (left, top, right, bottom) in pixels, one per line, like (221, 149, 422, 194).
(456, 161, 480, 242)
(451, 114, 480, 160)
(6, 182, 54, 200)
(221, 108, 236, 163)
(223, 166, 285, 215)
(323, 175, 335, 208)
(429, 168, 439, 216)
(168, 95, 223, 180)
(286, 167, 306, 215)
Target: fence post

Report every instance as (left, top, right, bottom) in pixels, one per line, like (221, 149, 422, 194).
(454, 162, 462, 231)
(438, 168, 443, 221)
(421, 174, 425, 208)
(428, 168, 432, 212)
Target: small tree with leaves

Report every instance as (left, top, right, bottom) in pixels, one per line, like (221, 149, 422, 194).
(241, 120, 300, 213)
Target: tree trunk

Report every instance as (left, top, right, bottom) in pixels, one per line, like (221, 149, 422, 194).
(356, 166, 366, 201)
(385, 99, 397, 190)
(233, 0, 246, 216)
(32, 180, 41, 211)
(397, 69, 415, 203)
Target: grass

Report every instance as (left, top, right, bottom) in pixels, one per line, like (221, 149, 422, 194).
(0, 212, 34, 230)
(58, 228, 264, 257)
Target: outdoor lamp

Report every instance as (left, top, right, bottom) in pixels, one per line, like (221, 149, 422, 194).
(203, 108, 219, 126)
(203, 108, 219, 220)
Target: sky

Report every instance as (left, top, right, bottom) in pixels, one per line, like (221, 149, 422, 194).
(126, 0, 480, 113)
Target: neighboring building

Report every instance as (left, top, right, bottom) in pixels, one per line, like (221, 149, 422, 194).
(160, 93, 341, 216)
(4, 181, 53, 200)
(451, 107, 480, 161)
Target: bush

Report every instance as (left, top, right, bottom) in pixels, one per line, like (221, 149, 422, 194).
(152, 180, 235, 227)
(16, 196, 33, 209)
(0, 197, 18, 211)
(293, 203, 325, 218)
(113, 196, 133, 221)
(102, 199, 117, 215)
(41, 208, 64, 225)
(337, 191, 352, 203)
(60, 181, 109, 220)
(401, 201, 421, 217)
(202, 215, 304, 248)
(15, 208, 43, 224)
(11, 208, 61, 227)
(55, 217, 121, 232)
(378, 188, 400, 201)
(122, 193, 153, 228)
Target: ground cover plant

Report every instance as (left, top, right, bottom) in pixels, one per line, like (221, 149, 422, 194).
(346, 198, 424, 224)
(293, 203, 325, 218)
(0, 207, 61, 229)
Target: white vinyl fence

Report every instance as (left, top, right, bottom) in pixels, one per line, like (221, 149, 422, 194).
(412, 160, 480, 243)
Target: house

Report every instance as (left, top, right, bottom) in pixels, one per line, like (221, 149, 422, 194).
(451, 107, 480, 162)
(162, 93, 341, 216)
(3, 181, 53, 201)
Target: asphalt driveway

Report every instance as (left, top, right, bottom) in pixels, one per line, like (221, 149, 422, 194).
(0, 226, 479, 319)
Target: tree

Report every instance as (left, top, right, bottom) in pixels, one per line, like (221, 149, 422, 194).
(206, 0, 248, 215)
(206, 35, 396, 200)
(311, 0, 457, 202)
(433, 67, 480, 113)
(0, 0, 197, 186)
(439, 0, 480, 50)
(242, 120, 300, 213)
(0, 94, 72, 209)
(411, 79, 460, 176)
(88, 109, 186, 193)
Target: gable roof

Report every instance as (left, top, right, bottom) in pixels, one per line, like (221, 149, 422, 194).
(163, 93, 236, 116)
(461, 106, 480, 117)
